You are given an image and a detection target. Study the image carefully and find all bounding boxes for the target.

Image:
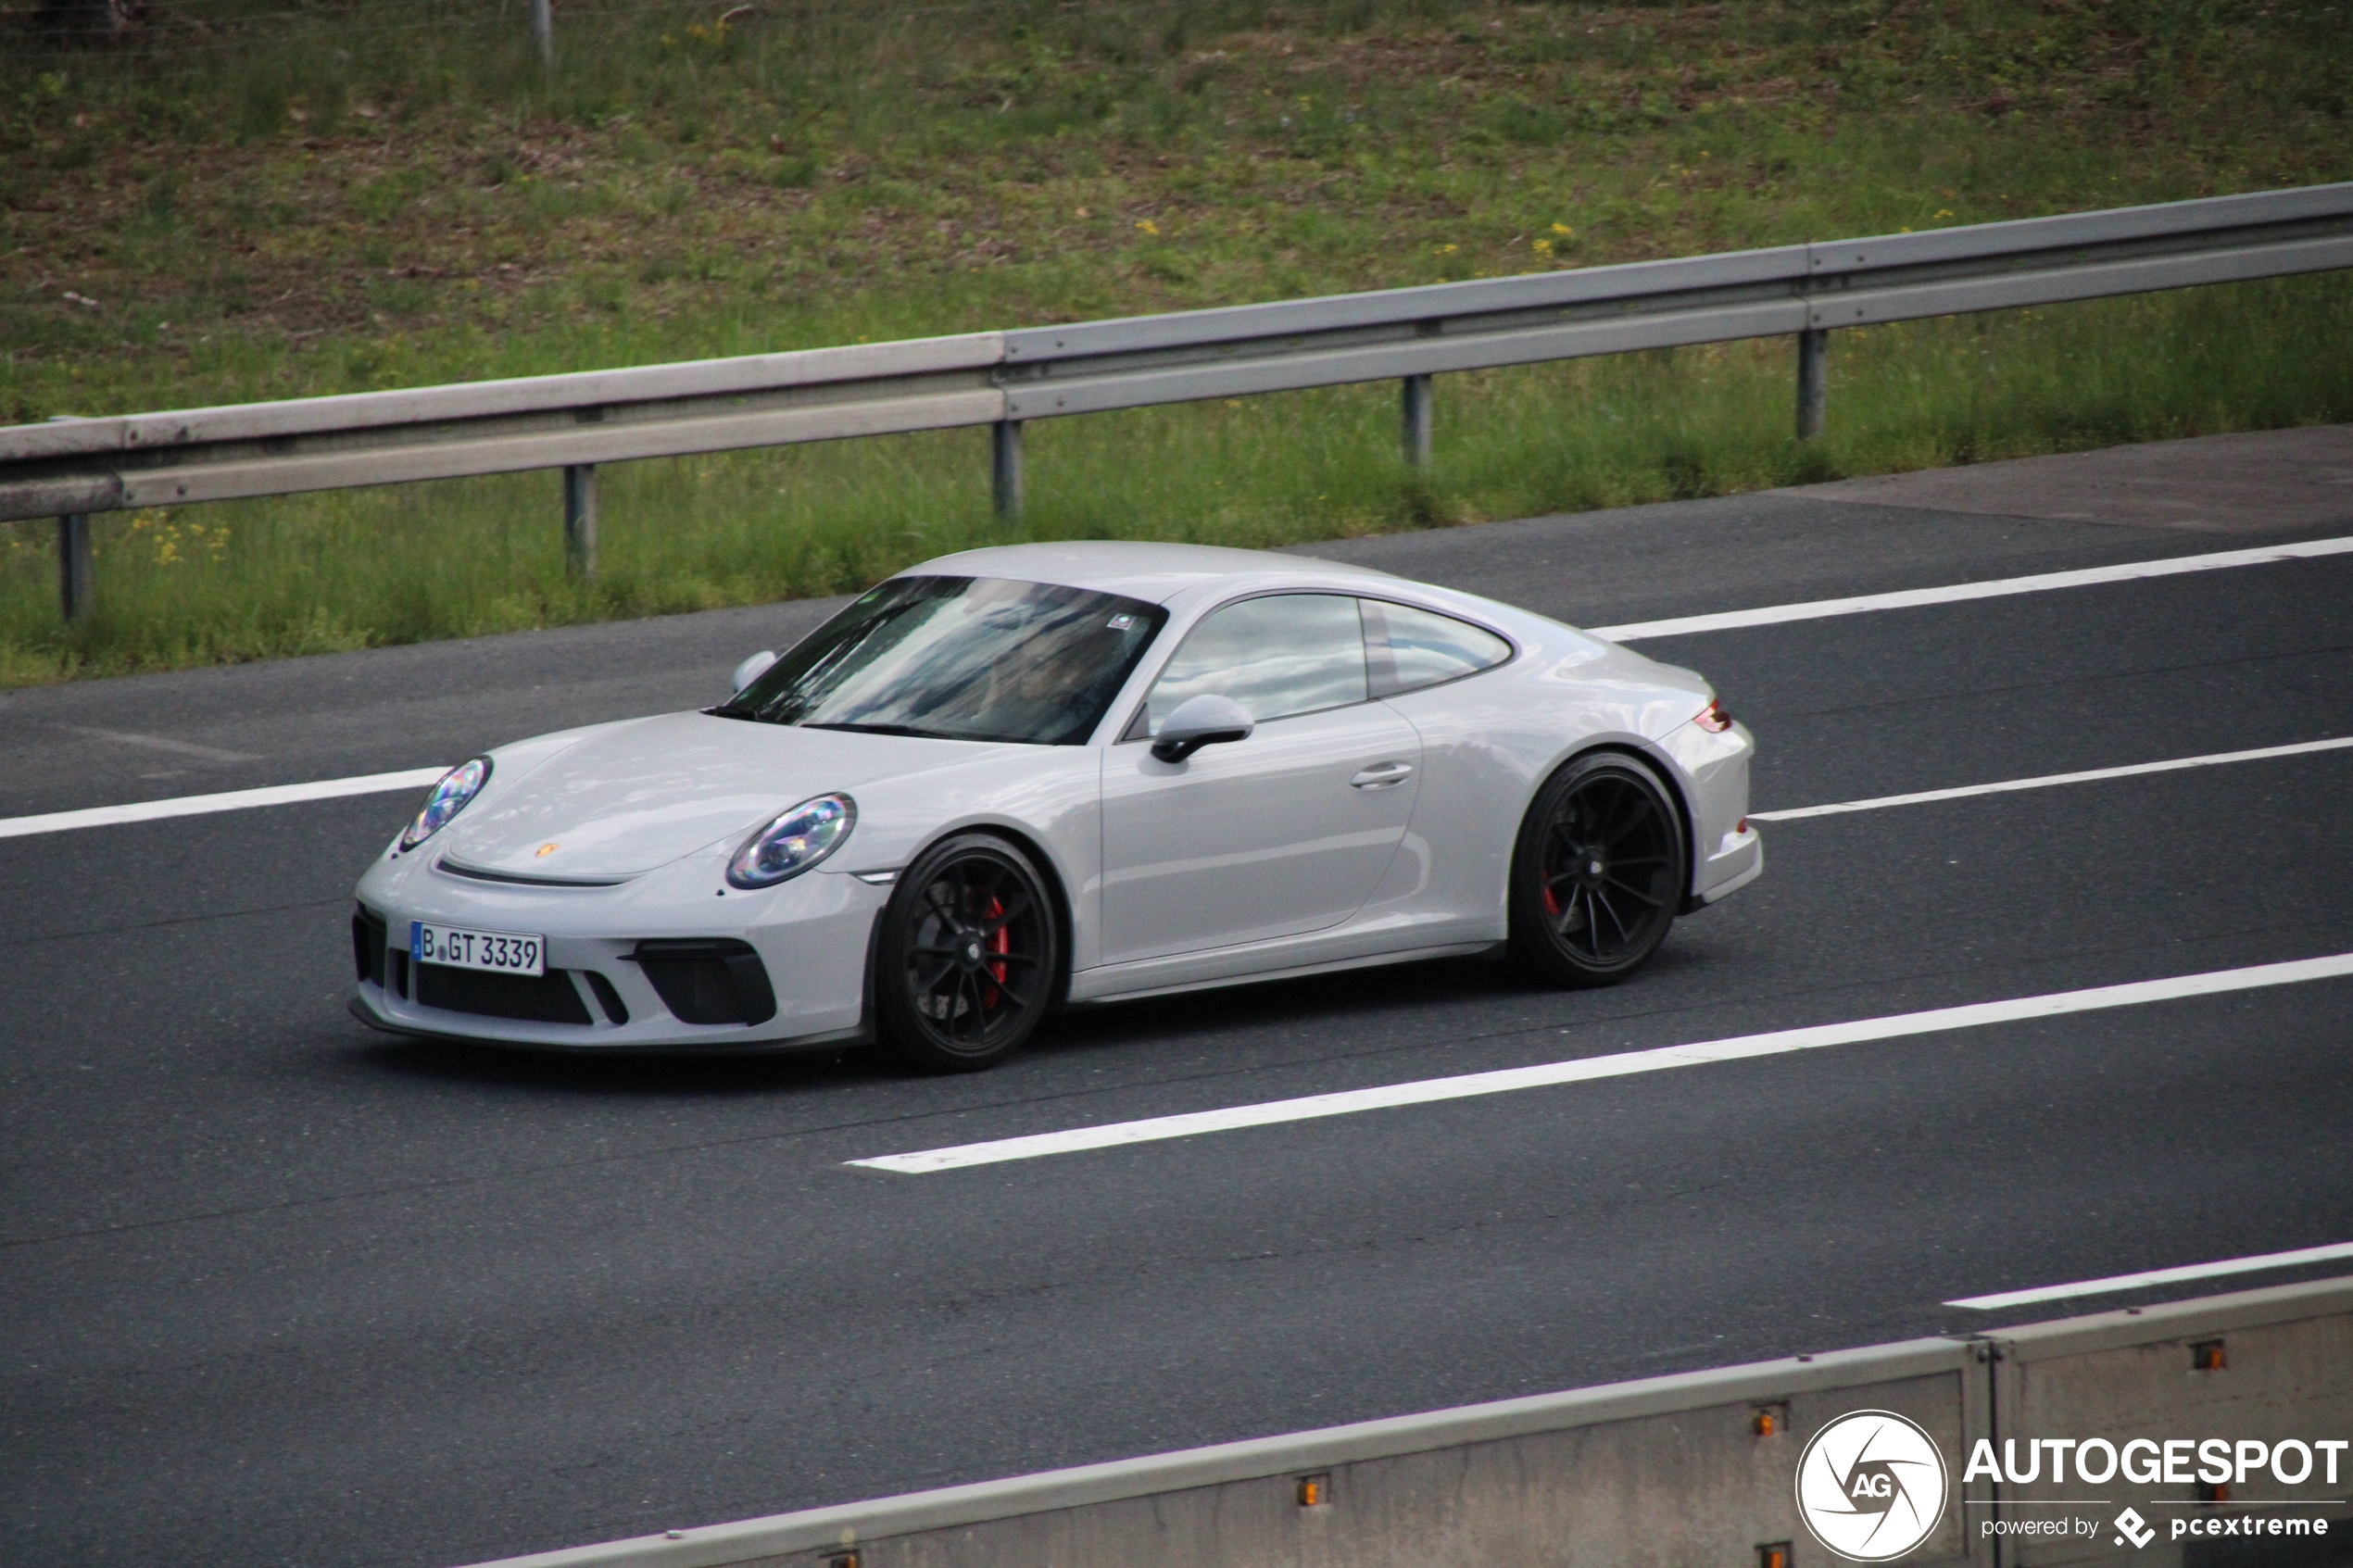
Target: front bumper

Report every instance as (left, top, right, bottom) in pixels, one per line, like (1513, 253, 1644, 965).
(350, 845, 887, 1050)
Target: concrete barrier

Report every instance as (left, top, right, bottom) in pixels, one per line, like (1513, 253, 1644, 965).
(1991, 1279, 2353, 1567)
(462, 1276, 2353, 1568)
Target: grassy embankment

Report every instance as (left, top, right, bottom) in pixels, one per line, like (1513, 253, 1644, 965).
(3, 0, 2350, 684)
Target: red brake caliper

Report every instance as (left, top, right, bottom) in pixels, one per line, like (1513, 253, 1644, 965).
(983, 895, 1010, 1007)
(1542, 811, 1570, 917)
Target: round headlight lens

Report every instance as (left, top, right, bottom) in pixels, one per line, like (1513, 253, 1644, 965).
(400, 757, 491, 851)
(727, 793, 856, 889)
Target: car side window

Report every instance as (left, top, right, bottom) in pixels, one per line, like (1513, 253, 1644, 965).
(1363, 599, 1513, 696)
(1136, 593, 1369, 735)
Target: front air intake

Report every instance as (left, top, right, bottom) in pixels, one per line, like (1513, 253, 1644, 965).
(631, 939, 777, 1026)
(414, 964, 594, 1025)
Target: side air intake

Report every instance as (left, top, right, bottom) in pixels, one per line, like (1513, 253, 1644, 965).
(353, 906, 388, 986)
(632, 939, 777, 1026)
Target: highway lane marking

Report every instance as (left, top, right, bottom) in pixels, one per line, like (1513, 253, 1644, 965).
(1946, 1240, 2353, 1311)
(847, 949, 2353, 1171)
(58, 724, 265, 764)
(0, 767, 448, 840)
(8, 538, 2349, 839)
(849, 952, 2353, 1173)
(1590, 533, 2353, 642)
(1751, 736, 2353, 822)
(15, 726, 2345, 843)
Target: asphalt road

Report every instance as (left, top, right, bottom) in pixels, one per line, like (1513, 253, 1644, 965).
(6, 439, 2353, 1568)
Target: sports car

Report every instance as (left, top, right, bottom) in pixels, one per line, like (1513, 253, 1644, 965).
(350, 541, 1759, 1071)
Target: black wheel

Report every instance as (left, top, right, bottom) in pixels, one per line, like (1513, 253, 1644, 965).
(875, 834, 1060, 1073)
(1509, 752, 1689, 987)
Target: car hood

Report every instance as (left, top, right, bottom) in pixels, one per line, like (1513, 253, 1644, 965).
(434, 711, 1018, 878)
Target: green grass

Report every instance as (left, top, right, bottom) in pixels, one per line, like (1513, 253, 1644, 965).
(3, 0, 2351, 683)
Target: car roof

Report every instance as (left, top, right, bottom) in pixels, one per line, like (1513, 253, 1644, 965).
(898, 540, 1399, 605)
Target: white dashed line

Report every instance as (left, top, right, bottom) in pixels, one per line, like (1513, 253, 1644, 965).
(1589, 534, 2353, 642)
(1751, 737, 2353, 822)
(0, 767, 448, 840)
(1946, 1241, 2353, 1310)
(849, 952, 2353, 1173)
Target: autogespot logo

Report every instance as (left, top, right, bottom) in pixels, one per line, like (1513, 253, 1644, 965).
(1796, 1410, 1952, 1562)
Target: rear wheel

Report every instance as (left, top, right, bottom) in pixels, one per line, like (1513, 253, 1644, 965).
(1509, 752, 1688, 987)
(876, 834, 1059, 1073)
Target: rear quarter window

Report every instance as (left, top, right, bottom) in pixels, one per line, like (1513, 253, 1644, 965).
(1363, 599, 1514, 696)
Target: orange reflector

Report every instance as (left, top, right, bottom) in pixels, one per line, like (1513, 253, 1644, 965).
(1754, 1410, 1777, 1436)
(1297, 1474, 1329, 1507)
(1759, 1542, 1792, 1568)
(2193, 1339, 2227, 1371)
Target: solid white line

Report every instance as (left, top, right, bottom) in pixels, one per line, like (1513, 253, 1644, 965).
(0, 767, 448, 840)
(1946, 1241, 2353, 1311)
(1751, 737, 2353, 822)
(850, 952, 2353, 1173)
(1588, 534, 2353, 642)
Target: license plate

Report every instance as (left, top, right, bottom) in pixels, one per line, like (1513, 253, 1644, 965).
(411, 921, 545, 976)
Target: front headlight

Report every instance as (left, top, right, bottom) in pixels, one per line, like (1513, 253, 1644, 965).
(727, 793, 856, 889)
(400, 757, 491, 851)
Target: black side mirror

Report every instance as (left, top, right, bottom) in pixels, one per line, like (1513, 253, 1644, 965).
(1151, 694, 1255, 763)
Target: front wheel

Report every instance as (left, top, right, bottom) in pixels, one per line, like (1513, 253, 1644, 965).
(875, 834, 1060, 1073)
(1508, 752, 1689, 987)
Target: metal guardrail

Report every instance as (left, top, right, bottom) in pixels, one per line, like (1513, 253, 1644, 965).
(8, 182, 2353, 620)
(456, 1273, 2353, 1568)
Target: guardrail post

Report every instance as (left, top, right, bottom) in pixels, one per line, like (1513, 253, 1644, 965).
(562, 464, 598, 577)
(1401, 374, 1433, 470)
(57, 513, 93, 623)
(992, 420, 1025, 520)
(1795, 328, 1829, 441)
(530, 0, 553, 69)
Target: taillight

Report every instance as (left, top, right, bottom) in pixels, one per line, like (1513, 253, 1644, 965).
(1694, 697, 1733, 733)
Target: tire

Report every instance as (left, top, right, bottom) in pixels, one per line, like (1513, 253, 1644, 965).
(875, 833, 1061, 1073)
(1508, 752, 1689, 987)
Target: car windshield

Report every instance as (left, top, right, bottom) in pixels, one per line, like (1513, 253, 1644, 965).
(714, 575, 1166, 745)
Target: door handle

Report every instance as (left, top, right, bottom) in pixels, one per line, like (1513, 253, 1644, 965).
(1351, 761, 1415, 789)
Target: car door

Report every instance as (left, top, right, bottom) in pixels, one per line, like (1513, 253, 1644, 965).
(1099, 593, 1421, 965)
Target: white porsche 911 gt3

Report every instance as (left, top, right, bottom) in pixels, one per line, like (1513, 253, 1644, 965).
(351, 541, 1759, 1071)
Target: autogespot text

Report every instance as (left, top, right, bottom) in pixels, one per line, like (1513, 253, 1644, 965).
(1964, 1436, 2349, 1486)
(1965, 1437, 2344, 1549)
